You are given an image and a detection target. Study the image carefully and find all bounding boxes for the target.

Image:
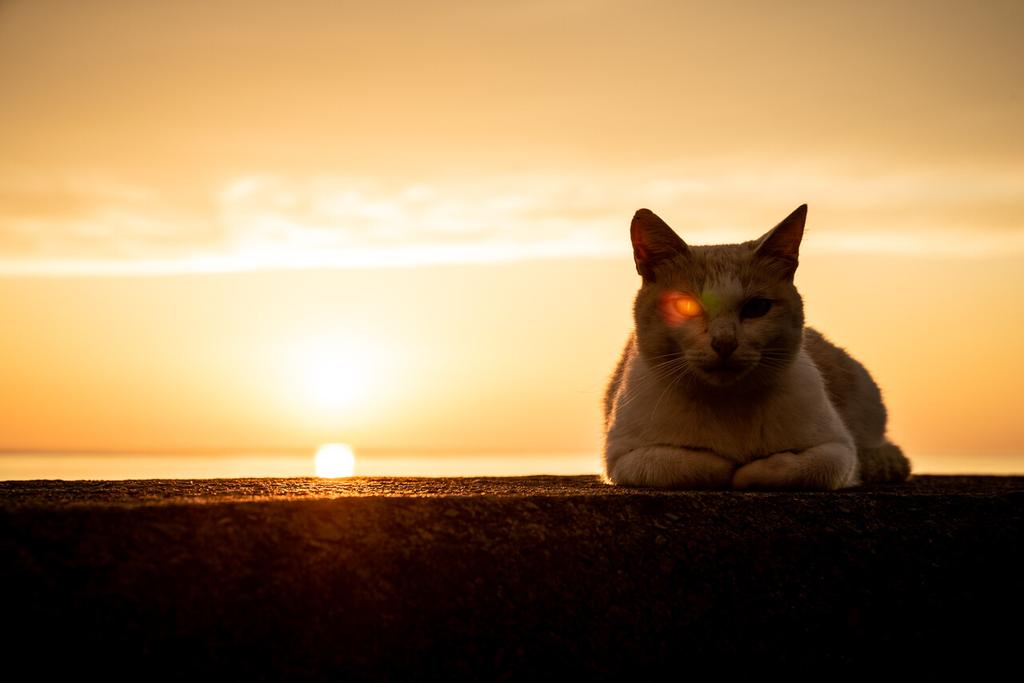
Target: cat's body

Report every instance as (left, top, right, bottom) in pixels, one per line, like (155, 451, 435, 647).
(602, 206, 910, 490)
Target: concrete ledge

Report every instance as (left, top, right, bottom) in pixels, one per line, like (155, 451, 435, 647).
(2, 475, 1023, 678)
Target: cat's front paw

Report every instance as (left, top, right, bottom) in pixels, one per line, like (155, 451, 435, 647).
(607, 446, 735, 489)
(732, 452, 801, 490)
(732, 443, 857, 491)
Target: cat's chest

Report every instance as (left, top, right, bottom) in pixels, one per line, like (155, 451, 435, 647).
(647, 393, 785, 461)
(609, 355, 826, 462)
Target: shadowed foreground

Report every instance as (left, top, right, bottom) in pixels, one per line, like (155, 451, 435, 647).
(2, 475, 1022, 678)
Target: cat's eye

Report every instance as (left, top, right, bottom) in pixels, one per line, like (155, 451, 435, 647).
(741, 298, 773, 319)
(673, 295, 703, 318)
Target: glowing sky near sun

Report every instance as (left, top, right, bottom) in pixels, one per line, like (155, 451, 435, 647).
(0, 1, 1022, 462)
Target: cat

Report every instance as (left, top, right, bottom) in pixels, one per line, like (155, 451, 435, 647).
(602, 205, 911, 490)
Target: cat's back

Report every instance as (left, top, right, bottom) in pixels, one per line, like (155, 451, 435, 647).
(802, 327, 886, 448)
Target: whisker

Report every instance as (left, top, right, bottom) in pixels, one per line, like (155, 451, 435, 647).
(612, 358, 690, 410)
(609, 354, 694, 410)
(645, 361, 692, 430)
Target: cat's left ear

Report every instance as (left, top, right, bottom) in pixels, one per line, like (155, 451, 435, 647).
(631, 209, 689, 282)
(754, 204, 807, 278)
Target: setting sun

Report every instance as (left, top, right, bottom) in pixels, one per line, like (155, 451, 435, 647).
(315, 443, 356, 478)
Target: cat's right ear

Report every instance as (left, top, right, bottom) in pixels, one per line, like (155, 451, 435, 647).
(753, 204, 806, 279)
(631, 209, 689, 282)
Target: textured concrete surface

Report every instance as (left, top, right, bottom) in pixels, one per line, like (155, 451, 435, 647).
(2, 475, 1023, 679)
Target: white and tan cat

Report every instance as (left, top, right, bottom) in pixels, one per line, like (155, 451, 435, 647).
(603, 205, 910, 490)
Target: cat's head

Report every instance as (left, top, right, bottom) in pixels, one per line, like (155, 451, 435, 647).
(630, 205, 807, 390)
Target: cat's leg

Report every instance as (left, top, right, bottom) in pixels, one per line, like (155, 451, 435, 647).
(732, 442, 859, 491)
(607, 446, 735, 489)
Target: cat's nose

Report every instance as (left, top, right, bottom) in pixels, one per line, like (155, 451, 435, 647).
(711, 336, 738, 359)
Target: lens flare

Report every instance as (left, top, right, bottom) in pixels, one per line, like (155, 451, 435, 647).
(674, 295, 702, 317)
(661, 291, 704, 326)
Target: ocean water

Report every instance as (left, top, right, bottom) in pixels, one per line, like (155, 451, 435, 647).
(0, 450, 1022, 481)
(0, 450, 604, 480)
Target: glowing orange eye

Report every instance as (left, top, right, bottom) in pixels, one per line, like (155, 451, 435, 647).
(674, 295, 702, 317)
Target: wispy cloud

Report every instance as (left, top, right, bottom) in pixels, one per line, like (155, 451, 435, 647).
(1, 165, 1023, 275)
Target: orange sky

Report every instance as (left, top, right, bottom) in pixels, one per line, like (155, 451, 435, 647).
(1, 1, 1022, 460)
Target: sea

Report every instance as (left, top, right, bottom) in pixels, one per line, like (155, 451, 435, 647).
(0, 449, 1021, 480)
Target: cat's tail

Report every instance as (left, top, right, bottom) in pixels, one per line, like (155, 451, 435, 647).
(857, 440, 911, 483)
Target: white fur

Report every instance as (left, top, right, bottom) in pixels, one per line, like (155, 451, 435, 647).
(604, 344, 859, 490)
